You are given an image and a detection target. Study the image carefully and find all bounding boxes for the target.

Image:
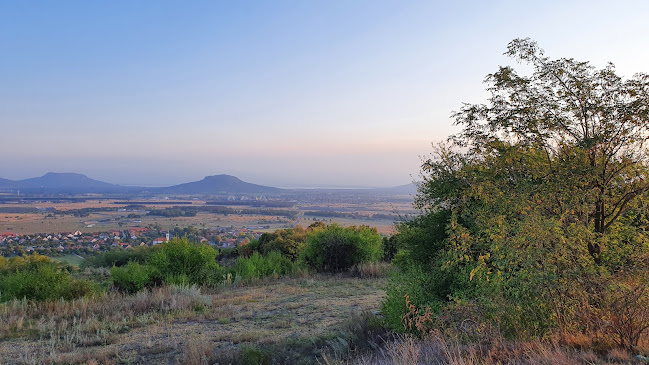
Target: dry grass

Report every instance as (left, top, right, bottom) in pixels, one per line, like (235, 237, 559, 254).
(345, 291, 647, 365)
(350, 333, 641, 365)
(0, 284, 211, 364)
(0, 274, 386, 364)
(351, 262, 394, 278)
(178, 335, 215, 365)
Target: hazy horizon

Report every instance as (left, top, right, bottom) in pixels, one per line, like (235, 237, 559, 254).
(3, 0, 649, 187)
(0, 170, 415, 189)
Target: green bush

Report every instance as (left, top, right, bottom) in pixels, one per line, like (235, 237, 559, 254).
(382, 235, 399, 262)
(82, 246, 153, 268)
(146, 238, 223, 286)
(258, 227, 307, 261)
(107, 239, 224, 292)
(382, 264, 444, 332)
(58, 278, 98, 300)
(0, 260, 95, 302)
(382, 210, 454, 330)
(301, 224, 382, 272)
(383, 39, 649, 345)
(110, 261, 153, 294)
(234, 251, 298, 280)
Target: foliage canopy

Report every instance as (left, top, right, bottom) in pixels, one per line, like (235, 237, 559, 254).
(386, 39, 649, 348)
(302, 224, 383, 272)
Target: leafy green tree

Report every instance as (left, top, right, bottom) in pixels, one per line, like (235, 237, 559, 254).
(452, 37, 649, 263)
(385, 39, 649, 344)
(382, 235, 399, 262)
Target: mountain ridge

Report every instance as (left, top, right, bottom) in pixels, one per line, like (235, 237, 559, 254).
(0, 172, 413, 195)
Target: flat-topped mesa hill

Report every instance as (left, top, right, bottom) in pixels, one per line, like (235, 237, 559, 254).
(0, 173, 283, 195)
(21, 172, 119, 190)
(0, 172, 413, 196)
(0, 172, 125, 194)
(159, 174, 283, 194)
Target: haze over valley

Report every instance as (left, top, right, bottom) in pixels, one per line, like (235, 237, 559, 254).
(3, 1, 649, 364)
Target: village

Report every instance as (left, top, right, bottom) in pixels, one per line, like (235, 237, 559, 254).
(0, 225, 264, 258)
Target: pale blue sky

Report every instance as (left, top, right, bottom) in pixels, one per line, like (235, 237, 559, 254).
(2, 0, 648, 187)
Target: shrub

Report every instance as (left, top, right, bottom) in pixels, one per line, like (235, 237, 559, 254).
(383, 264, 444, 332)
(146, 238, 223, 286)
(0, 260, 95, 302)
(382, 210, 454, 331)
(258, 227, 307, 261)
(110, 261, 153, 294)
(82, 246, 153, 268)
(58, 277, 99, 300)
(234, 251, 298, 280)
(301, 224, 383, 272)
(107, 239, 224, 292)
(382, 235, 399, 262)
(0, 252, 51, 273)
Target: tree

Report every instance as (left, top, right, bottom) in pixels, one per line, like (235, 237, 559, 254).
(385, 39, 649, 344)
(451, 38, 649, 263)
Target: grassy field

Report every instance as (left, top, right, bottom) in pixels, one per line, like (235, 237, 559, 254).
(0, 274, 386, 364)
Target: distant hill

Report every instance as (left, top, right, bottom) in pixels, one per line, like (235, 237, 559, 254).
(20, 173, 116, 189)
(0, 177, 15, 186)
(15, 173, 127, 194)
(160, 174, 282, 195)
(0, 172, 411, 196)
(0, 173, 282, 195)
(0, 177, 19, 191)
(377, 183, 417, 194)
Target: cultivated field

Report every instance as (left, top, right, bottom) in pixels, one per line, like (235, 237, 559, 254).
(0, 197, 415, 235)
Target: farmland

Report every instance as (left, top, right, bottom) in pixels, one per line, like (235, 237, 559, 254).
(0, 193, 415, 236)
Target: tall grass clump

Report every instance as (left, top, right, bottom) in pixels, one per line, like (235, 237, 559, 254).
(350, 261, 393, 278)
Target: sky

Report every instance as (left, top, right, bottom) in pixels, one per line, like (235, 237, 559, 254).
(2, 0, 649, 188)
